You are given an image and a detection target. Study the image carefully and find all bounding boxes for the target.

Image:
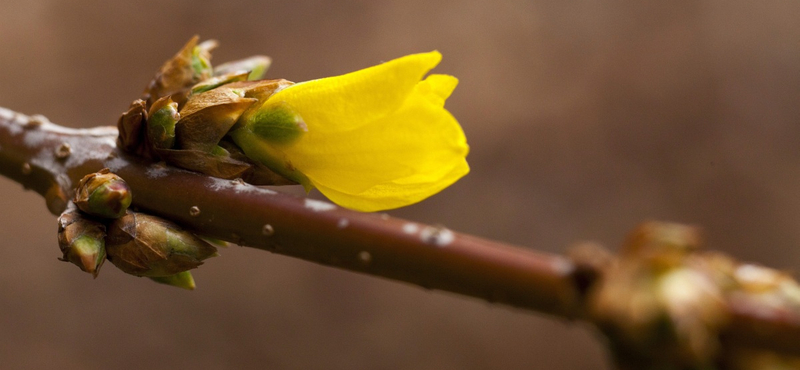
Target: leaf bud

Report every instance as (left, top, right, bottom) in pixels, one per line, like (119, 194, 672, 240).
(142, 36, 217, 108)
(105, 211, 217, 277)
(117, 99, 147, 154)
(175, 87, 255, 152)
(57, 206, 107, 277)
(147, 97, 179, 150)
(74, 169, 132, 219)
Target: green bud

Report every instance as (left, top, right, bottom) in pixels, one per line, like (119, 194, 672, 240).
(147, 97, 179, 150)
(57, 206, 107, 277)
(105, 211, 217, 277)
(74, 169, 132, 219)
(149, 271, 196, 290)
(214, 56, 272, 81)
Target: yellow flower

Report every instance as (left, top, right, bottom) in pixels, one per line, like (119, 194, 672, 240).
(230, 51, 469, 212)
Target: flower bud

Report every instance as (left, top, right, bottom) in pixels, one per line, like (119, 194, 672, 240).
(74, 169, 132, 219)
(105, 211, 217, 277)
(214, 55, 272, 81)
(149, 271, 196, 290)
(147, 97, 179, 150)
(57, 206, 106, 277)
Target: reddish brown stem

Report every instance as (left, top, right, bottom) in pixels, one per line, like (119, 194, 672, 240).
(0, 107, 579, 315)
(2, 107, 800, 357)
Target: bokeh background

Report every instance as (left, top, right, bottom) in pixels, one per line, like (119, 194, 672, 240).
(0, 1, 798, 369)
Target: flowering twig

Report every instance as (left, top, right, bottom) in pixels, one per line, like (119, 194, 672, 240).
(3, 107, 800, 366)
(0, 107, 577, 314)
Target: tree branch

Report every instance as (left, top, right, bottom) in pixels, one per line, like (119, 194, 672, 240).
(3, 106, 800, 360)
(0, 106, 579, 316)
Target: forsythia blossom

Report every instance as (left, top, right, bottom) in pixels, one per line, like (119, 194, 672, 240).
(230, 51, 469, 212)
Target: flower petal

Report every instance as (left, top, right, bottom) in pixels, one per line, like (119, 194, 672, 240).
(314, 158, 469, 212)
(415, 74, 459, 108)
(284, 89, 469, 211)
(267, 51, 443, 132)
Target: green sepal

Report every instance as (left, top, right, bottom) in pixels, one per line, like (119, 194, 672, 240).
(242, 101, 307, 145)
(229, 125, 313, 191)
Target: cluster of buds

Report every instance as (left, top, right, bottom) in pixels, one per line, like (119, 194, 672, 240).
(578, 222, 800, 369)
(117, 36, 297, 185)
(115, 36, 469, 212)
(57, 169, 217, 290)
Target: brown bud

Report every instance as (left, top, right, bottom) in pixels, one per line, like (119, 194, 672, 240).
(621, 222, 703, 269)
(142, 36, 217, 108)
(155, 147, 252, 179)
(57, 206, 107, 277)
(105, 211, 217, 277)
(175, 87, 256, 152)
(117, 99, 147, 154)
(74, 169, 132, 219)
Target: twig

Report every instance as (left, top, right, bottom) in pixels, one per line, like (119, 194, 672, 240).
(0, 106, 579, 316)
(2, 106, 800, 360)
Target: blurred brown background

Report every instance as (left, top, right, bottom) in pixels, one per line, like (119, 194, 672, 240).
(0, 1, 798, 369)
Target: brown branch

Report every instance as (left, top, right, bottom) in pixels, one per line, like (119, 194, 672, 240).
(2, 107, 800, 359)
(0, 107, 579, 316)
